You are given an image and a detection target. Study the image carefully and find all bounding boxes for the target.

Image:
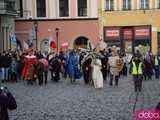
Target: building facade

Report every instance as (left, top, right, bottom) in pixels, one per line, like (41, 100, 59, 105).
(99, 0, 160, 55)
(15, 0, 99, 52)
(0, 0, 20, 50)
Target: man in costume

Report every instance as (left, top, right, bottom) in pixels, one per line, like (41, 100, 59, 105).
(67, 49, 81, 83)
(47, 50, 61, 82)
(99, 49, 108, 81)
(108, 48, 121, 86)
(22, 49, 37, 85)
(80, 51, 92, 85)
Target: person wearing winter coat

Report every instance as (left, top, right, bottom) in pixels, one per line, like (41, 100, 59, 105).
(1, 52, 11, 82)
(0, 86, 17, 120)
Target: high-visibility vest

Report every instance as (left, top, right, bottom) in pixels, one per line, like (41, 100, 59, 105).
(132, 61, 143, 75)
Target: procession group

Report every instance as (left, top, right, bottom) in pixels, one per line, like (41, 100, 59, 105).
(0, 47, 159, 91)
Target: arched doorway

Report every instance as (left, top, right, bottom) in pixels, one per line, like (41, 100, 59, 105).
(74, 36, 90, 49)
(40, 39, 49, 54)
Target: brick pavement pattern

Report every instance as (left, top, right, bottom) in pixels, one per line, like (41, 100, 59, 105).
(2, 76, 160, 120)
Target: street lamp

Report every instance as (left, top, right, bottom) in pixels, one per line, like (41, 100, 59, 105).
(55, 28, 59, 53)
(34, 21, 38, 50)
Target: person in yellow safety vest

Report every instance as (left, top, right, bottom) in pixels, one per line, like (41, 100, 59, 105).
(132, 56, 143, 92)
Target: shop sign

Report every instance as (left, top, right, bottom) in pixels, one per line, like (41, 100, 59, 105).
(135, 27, 150, 39)
(123, 29, 132, 40)
(135, 29, 149, 36)
(105, 28, 120, 41)
(106, 30, 120, 37)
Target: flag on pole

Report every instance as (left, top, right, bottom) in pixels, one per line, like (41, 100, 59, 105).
(28, 28, 34, 48)
(28, 38, 33, 48)
(10, 32, 21, 50)
(23, 41, 29, 50)
(16, 38, 22, 50)
(10, 33, 17, 45)
(49, 35, 57, 49)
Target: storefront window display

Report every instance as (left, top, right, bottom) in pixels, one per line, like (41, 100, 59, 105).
(125, 41, 132, 53)
(134, 40, 150, 55)
(134, 26, 151, 54)
(104, 27, 121, 49)
(104, 26, 151, 54)
(123, 28, 133, 53)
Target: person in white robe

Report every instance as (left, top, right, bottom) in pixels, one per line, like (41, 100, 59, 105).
(92, 58, 103, 88)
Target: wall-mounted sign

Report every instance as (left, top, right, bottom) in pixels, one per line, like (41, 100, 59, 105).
(123, 29, 133, 40)
(135, 29, 149, 36)
(104, 27, 120, 41)
(134, 26, 150, 39)
(106, 30, 120, 37)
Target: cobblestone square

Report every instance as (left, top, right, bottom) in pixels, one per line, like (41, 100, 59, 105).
(1, 76, 160, 120)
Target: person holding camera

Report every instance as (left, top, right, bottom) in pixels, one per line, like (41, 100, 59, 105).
(0, 86, 17, 120)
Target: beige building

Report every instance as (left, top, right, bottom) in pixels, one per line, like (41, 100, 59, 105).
(99, 0, 160, 55)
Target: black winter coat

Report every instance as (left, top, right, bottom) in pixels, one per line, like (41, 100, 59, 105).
(1, 55, 11, 68)
(0, 91, 17, 120)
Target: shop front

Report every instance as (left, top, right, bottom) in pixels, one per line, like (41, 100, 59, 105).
(104, 25, 151, 54)
(104, 27, 121, 49)
(133, 26, 151, 54)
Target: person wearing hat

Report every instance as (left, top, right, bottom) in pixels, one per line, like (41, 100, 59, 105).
(22, 49, 37, 85)
(131, 53, 143, 92)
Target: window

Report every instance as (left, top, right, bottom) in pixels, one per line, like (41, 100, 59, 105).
(36, 0, 46, 17)
(123, 0, 131, 10)
(59, 0, 69, 17)
(105, 0, 114, 11)
(78, 0, 87, 16)
(140, 0, 149, 9)
(20, 0, 23, 17)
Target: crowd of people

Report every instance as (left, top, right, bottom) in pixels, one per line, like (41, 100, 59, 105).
(0, 47, 159, 90)
(0, 47, 160, 120)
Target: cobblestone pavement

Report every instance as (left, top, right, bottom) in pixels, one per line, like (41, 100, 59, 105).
(1, 75, 160, 120)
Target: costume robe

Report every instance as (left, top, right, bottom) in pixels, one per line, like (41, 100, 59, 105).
(22, 55, 37, 81)
(92, 59, 103, 88)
